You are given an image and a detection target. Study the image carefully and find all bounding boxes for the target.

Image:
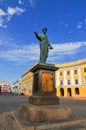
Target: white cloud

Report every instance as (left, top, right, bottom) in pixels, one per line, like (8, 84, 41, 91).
(7, 7, 25, 21)
(0, 41, 86, 64)
(19, 0, 24, 5)
(48, 42, 86, 63)
(0, 9, 6, 16)
(29, 0, 36, 6)
(0, 18, 4, 27)
(0, 9, 6, 27)
(0, 0, 37, 28)
(77, 24, 82, 29)
(0, 7, 25, 27)
(29, 0, 33, 5)
(0, 17, 7, 28)
(0, 44, 39, 64)
(50, 42, 81, 55)
(7, 7, 25, 15)
(76, 19, 86, 29)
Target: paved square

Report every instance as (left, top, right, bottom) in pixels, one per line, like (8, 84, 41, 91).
(0, 95, 86, 119)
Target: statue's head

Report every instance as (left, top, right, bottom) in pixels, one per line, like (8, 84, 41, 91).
(42, 28, 47, 34)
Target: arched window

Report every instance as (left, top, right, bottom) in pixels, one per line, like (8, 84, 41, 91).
(60, 88, 64, 96)
(75, 88, 80, 95)
(67, 88, 72, 96)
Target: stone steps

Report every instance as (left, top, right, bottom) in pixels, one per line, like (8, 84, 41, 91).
(35, 119, 86, 130)
(0, 111, 34, 130)
(0, 114, 5, 130)
(3, 112, 21, 130)
(0, 111, 86, 130)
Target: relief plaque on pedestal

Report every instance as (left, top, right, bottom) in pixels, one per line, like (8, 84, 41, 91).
(42, 72, 53, 92)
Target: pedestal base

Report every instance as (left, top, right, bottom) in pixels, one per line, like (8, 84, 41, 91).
(1, 110, 86, 130)
(29, 95, 60, 105)
(19, 104, 72, 123)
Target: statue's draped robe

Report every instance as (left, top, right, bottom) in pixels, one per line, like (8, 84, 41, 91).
(38, 33, 51, 63)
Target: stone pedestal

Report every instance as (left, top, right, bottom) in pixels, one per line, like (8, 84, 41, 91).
(19, 104, 72, 123)
(29, 63, 60, 105)
(19, 63, 72, 123)
(29, 95, 59, 105)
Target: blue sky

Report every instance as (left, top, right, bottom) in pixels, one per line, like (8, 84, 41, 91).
(0, 0, 86, 83)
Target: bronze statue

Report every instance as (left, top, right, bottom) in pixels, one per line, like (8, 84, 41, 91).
(34, 28, 53, 64)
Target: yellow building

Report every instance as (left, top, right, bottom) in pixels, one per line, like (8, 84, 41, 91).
(55, 59, 86, 98)
(21, 59, 86, 97)
(21, 70, 33, 96)
(21, 63, 40, 96)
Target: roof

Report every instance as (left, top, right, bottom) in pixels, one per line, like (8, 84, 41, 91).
(55, 59, 86, 68)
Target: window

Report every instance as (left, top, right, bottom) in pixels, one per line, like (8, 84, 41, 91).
(74, 70, 77, 74)
(84, 77, 86, 84)
(67, 71, 70, 75)
(60, 88, 64, 96)
(60, 80, 63, 86)
(60, 72, 63, 76)
(75, 88, 80, 95)
(75, 79, 78, 85)
(84, 68, 86, 72)
(67, 79, 71, 85)
(67, 88, 72, 96)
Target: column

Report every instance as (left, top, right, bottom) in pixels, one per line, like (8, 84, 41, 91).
(78, 68, 82, 85)
(55, 71, 60, 87)
(63, 70, 67, 86)
(70, 69, 74, 86)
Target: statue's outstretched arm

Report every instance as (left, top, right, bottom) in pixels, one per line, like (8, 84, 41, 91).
(48, 43, 53, 49)
(34, 32, 41, 41)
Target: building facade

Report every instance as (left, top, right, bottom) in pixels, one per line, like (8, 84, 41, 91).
(11, 79, 21, 94)
(21, 59, 86, 97)
(21, 70, 33, 96)
(55, 59, 86, 98)
(0, 81, 10, 93)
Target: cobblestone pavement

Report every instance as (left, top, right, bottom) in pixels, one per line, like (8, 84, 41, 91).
(60, 98, 86, 118)
(0, 95, 29, 114)
(0, 95, 86, 118)
(0, 96, 86, 130)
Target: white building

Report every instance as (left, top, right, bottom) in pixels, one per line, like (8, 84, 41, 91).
(11, 79, 21, 94)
